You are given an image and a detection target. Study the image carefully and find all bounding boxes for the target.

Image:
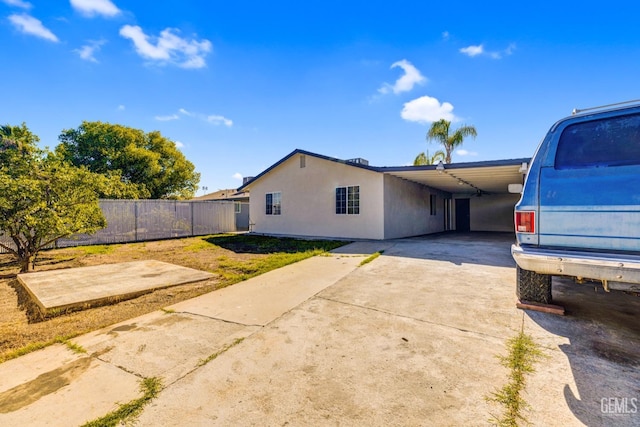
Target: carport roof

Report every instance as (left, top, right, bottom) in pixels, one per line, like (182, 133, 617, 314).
(239, 149, 530, 195)
(380, 158, 531, 195)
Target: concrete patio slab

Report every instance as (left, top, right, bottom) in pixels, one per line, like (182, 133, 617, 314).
(17, 260, 214, 315)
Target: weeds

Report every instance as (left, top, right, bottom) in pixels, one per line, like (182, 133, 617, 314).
(486, 316, 545, 426)
(81, 377, 162, 427)
(0, 333, 86, 363)
(199, 337, 245, 366)
(78, 245, 116, 255)
(359, 251, 384, 266)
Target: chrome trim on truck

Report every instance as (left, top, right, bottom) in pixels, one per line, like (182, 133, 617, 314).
(511, 244, 640, 286)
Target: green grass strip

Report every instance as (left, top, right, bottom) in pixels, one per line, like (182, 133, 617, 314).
(486, 317, 545, 426)
(81, 377, 162, 427)
(0, 333, 85, 363)
(359, 250, 384, 266)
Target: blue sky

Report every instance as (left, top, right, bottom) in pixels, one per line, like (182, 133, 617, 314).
(2, 0, 639, 193)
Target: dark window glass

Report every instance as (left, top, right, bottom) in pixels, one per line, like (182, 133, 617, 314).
(336, 186, 359, 215)
(272, 192, 281, 215)
(430, 194, 437, 215)
(336, 187, 346, 214)
(556, 113, 640, 169)
(348, 186, 360, 214)
(265, 193, 273, 215)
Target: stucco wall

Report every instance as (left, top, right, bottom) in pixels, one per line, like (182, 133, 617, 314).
(383, 175, 447, 239)
(248, 154, 385, 239)
(470, 193, 519, 232)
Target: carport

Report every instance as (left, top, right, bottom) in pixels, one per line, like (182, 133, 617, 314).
(380, 158, 531, 232)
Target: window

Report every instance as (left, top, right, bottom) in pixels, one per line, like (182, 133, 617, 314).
(555, 113, 640, 169)
(300, 154, 306, 168)
(265, 192, 281, 215)
(336, 186, 359, 215)
(234, 202, 241, 213)
(429, 194, 437, 216)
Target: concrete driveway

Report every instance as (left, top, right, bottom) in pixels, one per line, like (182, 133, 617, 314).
(1, 233, 639, 426)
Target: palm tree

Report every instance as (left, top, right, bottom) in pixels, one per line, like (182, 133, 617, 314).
(426, 119, 477, 164)
(413, 150, 445, 166)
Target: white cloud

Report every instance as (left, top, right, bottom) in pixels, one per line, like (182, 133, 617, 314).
(378, 59, 426, 95)
(179, 108, 193, 116)
(70, 0, 120, 17)
(2, 0, 32, 9)
(155, 114, 179, 121)
(232, 172, 243, 180)
(456, 149, 478, 156)
(460, 43, 516, 59)
(74, 39, 106, 62)
(442, 31, 450, 41)
(460, 44, 484, 57)
(207, 115, 233, 127)
(119, 25, 212, 69)
(504, 43, 516, 56)
(117, 104, 125, 110)
(9, 14, 58, 42)
(401, 96, 457, 124)
(174, 140, 184, 148)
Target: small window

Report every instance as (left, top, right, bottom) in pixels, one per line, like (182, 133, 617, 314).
(265, 192, 281, 215)
(336, 186, 359, 215)
(234, 202, 241, 213)
(300, 154, 306, 168)
(556, 113, 640, 169)
(429, 194, 437, 216)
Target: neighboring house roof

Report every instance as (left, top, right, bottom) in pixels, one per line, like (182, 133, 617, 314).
(193, 188, 249, 201)
(239, 148, 531, 195)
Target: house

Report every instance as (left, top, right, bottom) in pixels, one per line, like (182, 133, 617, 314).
(239, 149, 530, 240)
(193, 188, 250, 231)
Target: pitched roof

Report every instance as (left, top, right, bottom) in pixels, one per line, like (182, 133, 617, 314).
(238, 149, 379, 191)
(238, 148, 531, 195)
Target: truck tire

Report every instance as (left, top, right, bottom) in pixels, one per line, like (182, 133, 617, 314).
(516, 266, 552, 304)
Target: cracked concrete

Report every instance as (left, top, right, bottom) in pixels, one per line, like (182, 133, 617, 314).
(2, 234, 639, 426)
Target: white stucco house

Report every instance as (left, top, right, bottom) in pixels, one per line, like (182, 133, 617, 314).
(239, 149, 530, 240)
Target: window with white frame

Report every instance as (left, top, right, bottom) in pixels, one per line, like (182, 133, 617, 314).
(336, 185, 359, 215)
(265, 192, 281, 215)
(234, 202, 241, 213)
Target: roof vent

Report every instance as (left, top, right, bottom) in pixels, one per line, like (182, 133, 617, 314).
(347, 157, 369, 166)
(243, 176, 254, 185)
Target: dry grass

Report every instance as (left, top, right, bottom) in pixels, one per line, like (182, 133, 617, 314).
(0, 234, 345, 363)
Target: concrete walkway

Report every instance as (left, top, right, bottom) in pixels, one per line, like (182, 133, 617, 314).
(1, 235, 639, 426)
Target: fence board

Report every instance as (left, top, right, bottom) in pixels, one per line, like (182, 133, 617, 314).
(0, 199, 237, 253)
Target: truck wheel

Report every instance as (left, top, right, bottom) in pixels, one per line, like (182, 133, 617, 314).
(516, 266, 552, 304)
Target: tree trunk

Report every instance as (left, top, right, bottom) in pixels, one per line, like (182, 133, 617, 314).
(19, 253, 35, 273)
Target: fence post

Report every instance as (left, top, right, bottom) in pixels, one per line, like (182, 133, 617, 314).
(191, 202, 194, 237)
(134, 201, 138, 242)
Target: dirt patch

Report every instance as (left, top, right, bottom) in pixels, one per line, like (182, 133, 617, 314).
(0, 235, 344, 362)
(0, 357, 92, 413)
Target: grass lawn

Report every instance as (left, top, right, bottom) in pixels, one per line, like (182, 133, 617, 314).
(0, 234, 347, 363)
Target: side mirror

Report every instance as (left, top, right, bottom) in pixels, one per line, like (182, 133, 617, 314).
(508, 183, 523, 194)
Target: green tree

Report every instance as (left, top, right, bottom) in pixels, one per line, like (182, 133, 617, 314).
(57, 121, 200, 199)
(0, 124, 107, 272)
(413, 150, 445, 166)
(426, 119, 477, 164)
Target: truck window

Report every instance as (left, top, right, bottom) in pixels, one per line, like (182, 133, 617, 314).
(555, 113, 640, 169)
